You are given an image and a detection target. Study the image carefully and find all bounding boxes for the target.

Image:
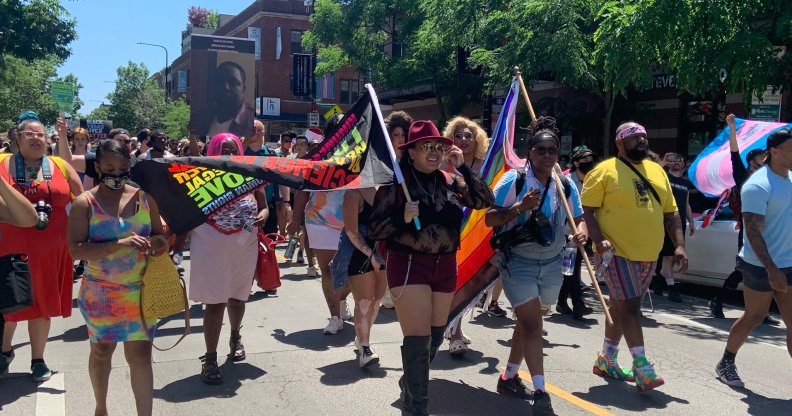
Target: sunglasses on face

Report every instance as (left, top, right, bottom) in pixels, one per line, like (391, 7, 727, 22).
(532, 146, 558, 156)
(418, 142, 445, 153)
(454, 132, 474, 140)
(20, 131, 46, 140)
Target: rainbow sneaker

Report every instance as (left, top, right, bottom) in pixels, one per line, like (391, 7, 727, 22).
(593, 351, 635, 382)
(632, 356, 664, 392)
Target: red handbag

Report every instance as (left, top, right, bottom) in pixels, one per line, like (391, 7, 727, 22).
(254, 231, 285, 291)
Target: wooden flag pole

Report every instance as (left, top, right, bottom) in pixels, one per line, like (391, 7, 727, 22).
(551, 165, 613, 325)
(513, 67, 537, 122)
(513, 66, 613, 325)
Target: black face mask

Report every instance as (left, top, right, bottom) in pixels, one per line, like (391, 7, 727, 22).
(577, 160, 595, 174)
(626, 147, 648, 161)
(99, 171, 130, 190)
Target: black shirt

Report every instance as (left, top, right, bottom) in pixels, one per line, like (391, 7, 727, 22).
(368, 163, 494, 254)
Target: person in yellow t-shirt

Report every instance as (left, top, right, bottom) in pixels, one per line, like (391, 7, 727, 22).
(580, 122, 688, 393)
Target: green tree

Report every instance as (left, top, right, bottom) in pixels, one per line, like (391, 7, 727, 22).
(0, 0, 77, 64)
(106, 61, 166, 131)
(86, 104, 110, 121)
(0, 54, 60, 131)
(163, 99, 190, 139)
(308, 0, 792, 154)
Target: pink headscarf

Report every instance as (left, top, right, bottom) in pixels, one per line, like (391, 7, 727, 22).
(206, 133, 243, 156)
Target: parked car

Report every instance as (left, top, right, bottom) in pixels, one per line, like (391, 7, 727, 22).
(675, 206, 740, 288)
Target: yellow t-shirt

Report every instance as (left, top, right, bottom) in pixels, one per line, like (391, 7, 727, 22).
(581, 158, 678, 261)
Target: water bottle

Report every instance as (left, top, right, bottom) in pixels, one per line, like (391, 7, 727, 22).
(561, 241, 577, 276)
(284, 233, 300, 260)
(594, 249, 614, 281)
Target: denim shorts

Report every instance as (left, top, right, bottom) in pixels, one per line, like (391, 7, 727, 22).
(496, 251, 563, 308)
(737, 257, 792, 292)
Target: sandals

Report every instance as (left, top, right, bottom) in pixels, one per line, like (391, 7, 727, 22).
(199, 353, 222, 385)
(229, 329, 246, 362)
(449, 339, 468, 355)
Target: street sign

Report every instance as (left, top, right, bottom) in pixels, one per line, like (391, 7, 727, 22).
(750, 86, 782, 122)
(323, 104, 343, 120)
(50, 81, 75, 113)
(260, 97, 281, 116)
(308, 112, 320, 127)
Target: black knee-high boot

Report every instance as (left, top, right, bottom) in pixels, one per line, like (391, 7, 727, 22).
(429, 326, 445, 364)
(400, 335, 431, 416)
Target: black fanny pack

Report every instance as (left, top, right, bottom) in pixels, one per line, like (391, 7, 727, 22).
(490, 174, 556, 251)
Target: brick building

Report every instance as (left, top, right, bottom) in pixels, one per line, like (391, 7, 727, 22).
(167, 0, 360, 141)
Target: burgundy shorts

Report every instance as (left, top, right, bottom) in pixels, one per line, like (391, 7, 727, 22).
(386, 250, 457, 293)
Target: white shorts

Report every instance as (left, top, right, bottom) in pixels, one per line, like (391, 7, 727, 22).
(305, 223, 341, 251)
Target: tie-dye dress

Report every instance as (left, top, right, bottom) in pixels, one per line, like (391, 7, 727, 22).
(77, 191, 157, 343)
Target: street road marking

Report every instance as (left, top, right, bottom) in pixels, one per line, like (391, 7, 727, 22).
(35, 372, 66, 416)
(276, 253, 286, 262)
(657, 312, 786, 352)
(515, 369, 615, 416)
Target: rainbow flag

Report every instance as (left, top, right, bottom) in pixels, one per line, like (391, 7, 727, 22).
(689, 118, 791, 197)
(448, 79, 521, 323)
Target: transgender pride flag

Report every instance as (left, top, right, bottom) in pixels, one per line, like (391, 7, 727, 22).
(448, 78, 521, 325)
(689, 118, 792, 197)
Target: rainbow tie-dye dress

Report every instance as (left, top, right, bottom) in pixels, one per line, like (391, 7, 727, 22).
(77, 191, 157, 343)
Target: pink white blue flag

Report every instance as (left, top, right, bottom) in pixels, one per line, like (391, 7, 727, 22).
(688, 118, 791, 197)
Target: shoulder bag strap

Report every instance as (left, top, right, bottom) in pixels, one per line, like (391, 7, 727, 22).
(618, 157, 662, 205)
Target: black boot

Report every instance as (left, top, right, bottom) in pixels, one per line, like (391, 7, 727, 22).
(400, 336, 430, 416)
(429, 326, 445, 364)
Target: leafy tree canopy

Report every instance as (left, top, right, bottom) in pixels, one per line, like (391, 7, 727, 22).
(0, 0, 77, 64)
(106, 61, 166, 131)
(163, 99, 190, 139)
(0, 54, 68, 131)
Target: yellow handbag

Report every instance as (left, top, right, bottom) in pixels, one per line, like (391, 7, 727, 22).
(140, 252, 191, 351)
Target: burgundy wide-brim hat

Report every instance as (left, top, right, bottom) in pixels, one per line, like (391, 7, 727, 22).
(397, 120, 454, 150)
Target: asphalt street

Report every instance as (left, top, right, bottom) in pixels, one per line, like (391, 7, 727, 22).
(0, 247, 790, 416)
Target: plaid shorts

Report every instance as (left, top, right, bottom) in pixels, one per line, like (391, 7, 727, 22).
(603, 255, 656, 300)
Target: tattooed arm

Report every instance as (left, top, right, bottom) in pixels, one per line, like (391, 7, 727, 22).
(743, 212, 787, 292)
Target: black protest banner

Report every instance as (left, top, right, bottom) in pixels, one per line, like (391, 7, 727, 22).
(131, 89, 394, 234)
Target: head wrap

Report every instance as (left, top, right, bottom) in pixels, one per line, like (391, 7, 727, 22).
(17, 111, 40, 124)
(615, 124, 647, 142)
(206, 133, 243, 156)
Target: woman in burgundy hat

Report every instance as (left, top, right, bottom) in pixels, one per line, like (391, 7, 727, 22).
(368, 120, 494, 415)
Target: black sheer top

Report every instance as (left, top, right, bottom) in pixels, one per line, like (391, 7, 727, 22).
(368, 162, 494, 254)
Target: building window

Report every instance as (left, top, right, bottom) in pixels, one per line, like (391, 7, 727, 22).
(340, 79, 359, 104)
(290, 30, 303, 54)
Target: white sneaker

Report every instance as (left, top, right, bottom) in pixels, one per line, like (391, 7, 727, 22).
(307, 266, 319, 277)
(323, 316, 343, 335)
(340, 299, 353, 320)
(380, 291, 394, 309)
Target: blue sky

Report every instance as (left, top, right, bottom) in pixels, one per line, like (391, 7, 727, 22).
(58, 0, 253, 113)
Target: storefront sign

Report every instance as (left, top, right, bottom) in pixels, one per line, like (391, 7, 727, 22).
(652, 74, 676, 90)
(750, 86, 782, 122)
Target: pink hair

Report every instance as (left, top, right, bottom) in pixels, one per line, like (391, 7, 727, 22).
(206, 133, 243, 156)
